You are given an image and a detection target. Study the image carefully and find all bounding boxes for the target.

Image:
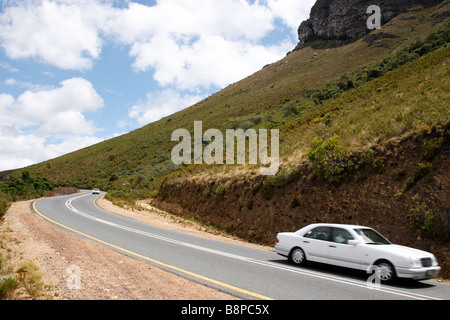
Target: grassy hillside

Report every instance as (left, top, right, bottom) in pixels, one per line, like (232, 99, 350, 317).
(2, 3, 449, 204)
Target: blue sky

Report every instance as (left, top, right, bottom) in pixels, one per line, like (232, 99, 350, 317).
(0, 0, 315, 171)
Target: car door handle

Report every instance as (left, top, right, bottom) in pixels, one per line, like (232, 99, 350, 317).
(329, 245, 336, 248)
(303, 241, 310, 244)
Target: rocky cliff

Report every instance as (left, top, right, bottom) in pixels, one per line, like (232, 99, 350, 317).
(295, 0, 445, 49)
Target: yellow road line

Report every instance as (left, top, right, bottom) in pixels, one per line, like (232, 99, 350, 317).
(32, 198, 273, 300)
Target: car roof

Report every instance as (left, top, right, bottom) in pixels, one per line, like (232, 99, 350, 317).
(307, 223, 371, 229)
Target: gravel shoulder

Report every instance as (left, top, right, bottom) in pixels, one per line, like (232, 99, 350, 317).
(0, 194, 270, 300)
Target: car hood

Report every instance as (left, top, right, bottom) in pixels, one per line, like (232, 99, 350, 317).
(369, 244, 433, 258)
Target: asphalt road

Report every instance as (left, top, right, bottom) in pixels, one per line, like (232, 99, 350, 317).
(32, 191, 450, 300)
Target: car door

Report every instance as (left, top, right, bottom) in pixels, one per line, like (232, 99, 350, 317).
(302, 226, 332, 264)
(327, 227, 363, 270)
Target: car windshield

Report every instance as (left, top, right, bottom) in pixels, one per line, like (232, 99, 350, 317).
(354, 228, 391, 245)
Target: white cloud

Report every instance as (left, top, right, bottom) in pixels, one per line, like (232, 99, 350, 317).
(0, 77, 104, 170)
(41, 134, 104, 160)
(266, 0, 316, 32)
(0, 61, 18, 73)
(0, 92, 14, 110)
(116, 0, 294, 90)
(0, 0, 112, 70)
(5, 77, 55, 91)
(7, 77, 104, 133)
(129, 89, 205, 126)
(107, 0, 275, 44)
(0, 126, 45, 170)
(37, 110, 99, 136)
(130, 33, 292, 90)
(0, 0, 312, 87)
(0, 124, 104, 170)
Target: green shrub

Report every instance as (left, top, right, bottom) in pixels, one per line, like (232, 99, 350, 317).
(214, 181, 225, 196)
(418, 162, 433, 175)
(0, 254, 18, 299)
(0, 276, 18, 298)
(231, 116, 263, 130)
(0, 172, 54, 202)
(409, 194, 437, 236)
(203, 186, 211, 198)
(249, 116, 262, 125)
(262, 169, 297, 188)
(0, 192, 12, 218)
(240, 121, 256, 130)
(136, 174, 145, 185)
(16, 261, 44, 299)
(423, 137, 444, 160)
(368, 67, 384, 79)
(304, 25, 450, 105)
(307, 136, 351, 183)
(108, 174, 118, 182)
(405, 162, 434, 190)
(283, 103, 299, 117)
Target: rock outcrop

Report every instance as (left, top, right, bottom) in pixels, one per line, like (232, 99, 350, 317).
(295, 0, 444, 49)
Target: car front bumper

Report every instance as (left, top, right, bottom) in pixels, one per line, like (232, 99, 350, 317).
(396, 266, 441, 280)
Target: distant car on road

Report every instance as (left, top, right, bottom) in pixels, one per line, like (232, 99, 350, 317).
(92, 188, 100, 194)
(275, 223, 440, 282)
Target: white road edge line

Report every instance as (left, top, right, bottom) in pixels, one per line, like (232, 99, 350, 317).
(65, 193, 442, 301)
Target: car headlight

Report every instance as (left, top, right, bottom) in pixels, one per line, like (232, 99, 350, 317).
(408, 257, 422, 268)
(431, 255, 438, 266)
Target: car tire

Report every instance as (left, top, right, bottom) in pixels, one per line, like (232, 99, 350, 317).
(376, 260, 396, 283)
(289, 248, 306, 266)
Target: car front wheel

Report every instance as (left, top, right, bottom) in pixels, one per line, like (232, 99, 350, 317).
(289, 248, 306, 266)
(376, 261, 396, 283)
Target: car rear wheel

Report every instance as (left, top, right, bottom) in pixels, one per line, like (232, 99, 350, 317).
(289, 248, 306, 266)
(376, 261, 396, 283)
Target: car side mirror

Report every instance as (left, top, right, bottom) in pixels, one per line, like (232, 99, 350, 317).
(348, 240, 359, 246)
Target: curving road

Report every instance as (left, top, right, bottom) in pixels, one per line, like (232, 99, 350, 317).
(32, 190, 450, 300)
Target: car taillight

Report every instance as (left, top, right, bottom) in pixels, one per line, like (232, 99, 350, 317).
(276, 238, 279, 243)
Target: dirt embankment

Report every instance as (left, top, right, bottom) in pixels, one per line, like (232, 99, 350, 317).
(156, 127, 450, 278)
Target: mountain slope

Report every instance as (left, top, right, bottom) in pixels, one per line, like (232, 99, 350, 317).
(8, 2, 448, 195)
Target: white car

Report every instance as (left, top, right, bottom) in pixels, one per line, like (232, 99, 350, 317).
(92, 188, 100, 194)
(275, 223, 440, 282)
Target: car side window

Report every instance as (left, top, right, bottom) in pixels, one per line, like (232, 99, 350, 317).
(331, 228, 354, 244)
(304, 227, 331, 241)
